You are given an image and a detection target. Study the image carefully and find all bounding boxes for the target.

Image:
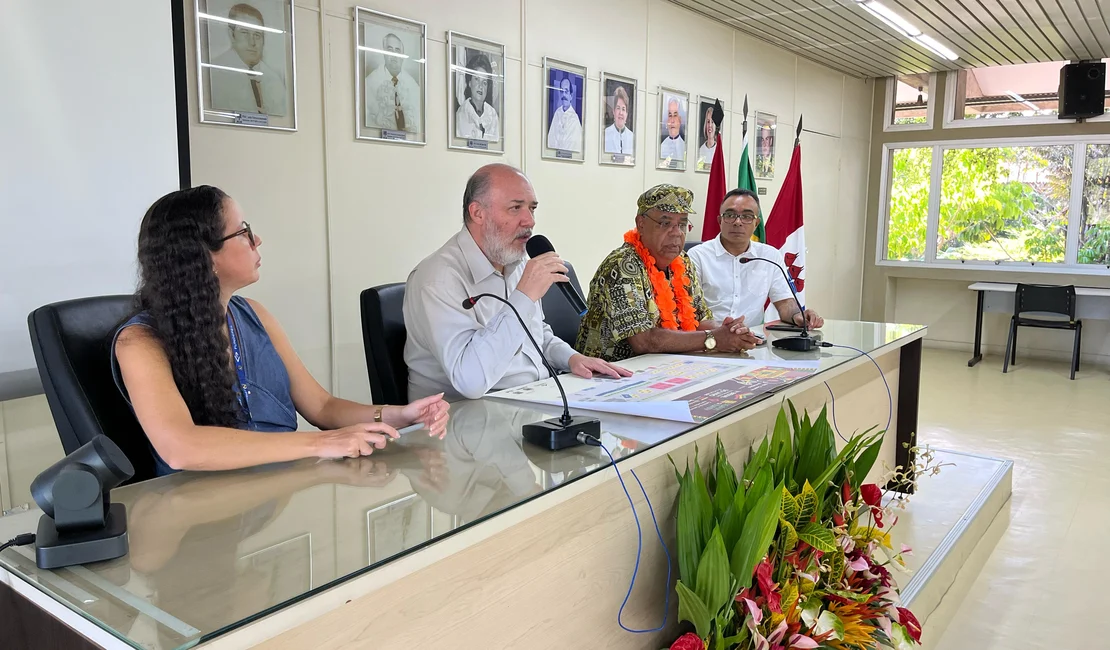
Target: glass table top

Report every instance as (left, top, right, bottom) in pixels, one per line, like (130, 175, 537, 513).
(0, 320, 924, 649)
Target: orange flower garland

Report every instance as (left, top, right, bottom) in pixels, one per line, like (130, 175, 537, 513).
(624, 230, 699, 331)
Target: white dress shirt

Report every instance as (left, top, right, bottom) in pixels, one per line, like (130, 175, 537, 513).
(456, 100, 500, 141)
(697, 142, 716, 169)
(660, 135, 685, 160)
(209, 50, 287, 117)
(364, 66, 421, 132)
(547, 105, 583, 152)
(687, 236, 794, 326)
(404, 226, 576, 401)
(604, 124, 634, 155)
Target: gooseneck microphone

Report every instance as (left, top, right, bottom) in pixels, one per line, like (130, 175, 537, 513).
(525, 235, 588, 317)
(738, 257, 820, 352)
(463, 294, 601, 449)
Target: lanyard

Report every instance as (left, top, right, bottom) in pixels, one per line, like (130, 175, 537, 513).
(227, 312, 252, 422)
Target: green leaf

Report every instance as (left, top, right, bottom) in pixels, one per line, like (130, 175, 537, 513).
(770, 406, 793, 484)
(730, 483, 782, 587)
(816, 610, 845, 641)
(691, 448, 715, 543)
(778, 518, 798, 553)
(828, 549, 846, 583)
(695, 527, 733, 615)
(719, 486, 747, 552)
(742, 437, 770, 484)
(676, 580, 712, 640)
(852, 435, 884, 491)
(722, 625, 751, 647)
(797, 521, 837, 553)
(780, 486, 800, 525)
(797, 480, 818, 523)
(891, 622, 917, 650)
(675, 465, 704, 587)
(745, 465, 772, 517)
(713, 439, 738, 519)
(800, 598, 822, 627)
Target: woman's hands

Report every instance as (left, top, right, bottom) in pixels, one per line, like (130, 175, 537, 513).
(398, 393, 451, 439)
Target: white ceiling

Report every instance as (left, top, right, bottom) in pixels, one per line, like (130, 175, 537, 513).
(670, 0, 1110, 78)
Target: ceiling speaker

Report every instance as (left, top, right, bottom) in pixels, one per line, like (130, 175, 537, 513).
(1059, 61, 1106, 119)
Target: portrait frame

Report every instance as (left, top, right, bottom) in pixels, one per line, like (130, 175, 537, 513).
(366, 494, 432, 563)
(599, 71, 638, 167)
(656, 86, 689, 171)
(694, 95, 723, 174)
(354, 7, 427, 145)
(447, 31, 506, 154)
(754, 111, 777, 180)
(541, 57, 587, 163)
(195, 0, 297, 131)
(235, 533, 313, 599)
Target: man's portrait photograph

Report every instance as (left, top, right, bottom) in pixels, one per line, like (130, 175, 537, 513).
(755, 111, 777, 179)
(657, 88, 688, 170)
(448, 32, 505, 153)
(601, 72, 637, 166)
(542, 58, 586, 161)
(200, 0, 295, 129)
(356, 8, 425, 144)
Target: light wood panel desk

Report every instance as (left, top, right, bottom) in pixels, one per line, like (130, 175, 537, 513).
(0, 321, 926, 650)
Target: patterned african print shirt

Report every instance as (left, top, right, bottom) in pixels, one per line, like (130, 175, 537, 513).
(575, 243, 713, 362)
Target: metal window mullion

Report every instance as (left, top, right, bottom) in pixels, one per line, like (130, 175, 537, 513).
(1065, 141, 1086, 266)
(925, 145, 943, 263)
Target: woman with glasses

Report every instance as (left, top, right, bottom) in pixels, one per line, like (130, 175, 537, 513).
(112, 186, 449, 476)
(687, 188, 823, 330)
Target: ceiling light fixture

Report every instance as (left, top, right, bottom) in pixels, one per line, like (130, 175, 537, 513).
(913, 33, 960, 61)
(863, 1, 921, 37)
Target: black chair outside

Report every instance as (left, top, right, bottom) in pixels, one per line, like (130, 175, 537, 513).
(684, 241, 701, 253)
(1003, 283, 1082, 380)
(28, 296, 156, 483)
(360, 283, 408, 405)
(541, 261, 587, 347)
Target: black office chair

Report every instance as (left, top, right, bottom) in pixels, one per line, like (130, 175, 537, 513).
(1003, 283, 1082, 380)
(542, 261, 586, 347)
(360, 283, 408, 405)
(28, 296, 156, 483)
(684, 241, 701, 252)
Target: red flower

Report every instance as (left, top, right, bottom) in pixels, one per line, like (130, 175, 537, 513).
(833, 512, 845, 527)
(897, 607, 922, 643)
(755, 560, 776, 594)
(842, 481, 852, 504)
(860, 484, 882, 507)
(670, 633, 705, 650)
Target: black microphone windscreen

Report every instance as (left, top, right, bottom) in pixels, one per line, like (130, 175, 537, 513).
(462, 297, 476, 310)
(526, 235, 555, 258)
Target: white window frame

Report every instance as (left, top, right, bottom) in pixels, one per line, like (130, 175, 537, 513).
(876, 133, 1110, 274)
(883, 73, 937, 133)
(942, 70, 1082, 129)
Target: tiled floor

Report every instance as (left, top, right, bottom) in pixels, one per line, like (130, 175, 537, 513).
(920, 348, 1109, 650)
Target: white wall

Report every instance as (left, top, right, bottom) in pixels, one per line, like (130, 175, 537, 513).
(1, 0, 875, 502)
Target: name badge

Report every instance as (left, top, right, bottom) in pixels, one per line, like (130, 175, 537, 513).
(382, 129, 407, 140)
(556, 150, 572, 159)
(235, 112, 270, 127)
(467, 139, 490, 150)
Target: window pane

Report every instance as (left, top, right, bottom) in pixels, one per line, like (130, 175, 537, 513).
(886, 147, 931, 261)
(937, 146, 1071, 263)
(892, 74, 929, 125)
(953, 62, 1062, 120)
(1080, 144, 1110, 265)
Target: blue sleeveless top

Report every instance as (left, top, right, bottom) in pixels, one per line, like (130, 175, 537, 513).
(111, 296, 298, 476)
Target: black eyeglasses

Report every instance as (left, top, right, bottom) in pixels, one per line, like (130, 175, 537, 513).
(720, 211, 759, 224)
(219, 222, 256, 249)
(641, 212, 693, 233)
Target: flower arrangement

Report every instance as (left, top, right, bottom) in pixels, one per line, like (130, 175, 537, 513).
(666, 401, 941, 650)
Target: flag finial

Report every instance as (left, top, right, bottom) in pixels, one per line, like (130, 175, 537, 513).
(712, 99, 724, 134)
(795, 115, 803, 143)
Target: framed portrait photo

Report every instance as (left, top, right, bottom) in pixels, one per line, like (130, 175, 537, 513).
(657, 87, 689, 171)
(695, 96, 722, 174)
(541, 58, 587, 163)
(447, 31, 505, 154)
(196, 0, 297, 130)
(354, 8, 426, 145)
(600, 72, 637, 166)
(754, 111, 777, 180)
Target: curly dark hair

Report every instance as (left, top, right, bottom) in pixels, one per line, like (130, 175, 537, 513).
(135, 185, 240, 428)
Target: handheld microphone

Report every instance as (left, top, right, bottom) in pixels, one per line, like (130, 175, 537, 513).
(463, 294, 601, 449)
(738, 257, 820, 352)
(525, 235, 588, 317)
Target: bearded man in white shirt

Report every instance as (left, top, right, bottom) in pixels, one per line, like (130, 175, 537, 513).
(688, 189, 823, 329)
(364, 33, 421, 132)
(546, 77, 583, 152)
(404, 164, 629, 401)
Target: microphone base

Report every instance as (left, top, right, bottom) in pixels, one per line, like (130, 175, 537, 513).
(523, 416, 602, 451)
(772, 335, 821, 352)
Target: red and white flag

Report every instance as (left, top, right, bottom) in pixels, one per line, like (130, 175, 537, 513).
(763, 124, 805, 321)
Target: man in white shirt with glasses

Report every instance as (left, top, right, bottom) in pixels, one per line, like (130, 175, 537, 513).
(688, 189, 823, 329)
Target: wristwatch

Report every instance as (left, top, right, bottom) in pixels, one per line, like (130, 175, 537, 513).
(704, 331, 717, 351)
